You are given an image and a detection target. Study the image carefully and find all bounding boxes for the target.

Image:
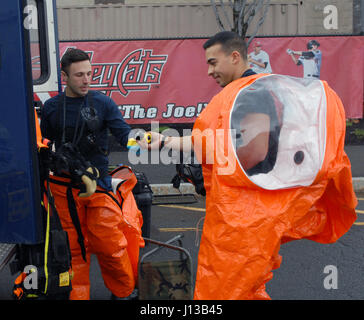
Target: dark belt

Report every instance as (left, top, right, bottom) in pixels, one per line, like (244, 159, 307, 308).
(66, 186, 87, 262)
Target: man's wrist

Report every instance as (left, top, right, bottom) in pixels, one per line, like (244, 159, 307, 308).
(160, 135, 166, 150)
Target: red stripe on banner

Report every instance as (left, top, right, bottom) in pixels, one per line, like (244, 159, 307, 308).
(49, 91, 59, 97)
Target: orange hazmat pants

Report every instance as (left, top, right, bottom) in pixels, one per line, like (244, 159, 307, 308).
(48, 169, 143, 300)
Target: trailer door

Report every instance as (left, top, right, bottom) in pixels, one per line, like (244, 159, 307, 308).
(0, 0, 47, 243)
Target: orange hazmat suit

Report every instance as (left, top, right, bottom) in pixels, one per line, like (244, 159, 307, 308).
(47, 167, 143, 300)
(192, 73, 357, 300)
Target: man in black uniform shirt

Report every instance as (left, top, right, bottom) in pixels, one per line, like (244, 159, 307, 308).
(41, 49, 139, 300)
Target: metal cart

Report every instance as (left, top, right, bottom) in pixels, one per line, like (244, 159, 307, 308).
(138, 235, 193, 300)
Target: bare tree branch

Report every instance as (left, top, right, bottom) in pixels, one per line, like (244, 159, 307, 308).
(227, 0, 235, 11)
(210, 0, 225, 31)
(219, 0, 233, 30)
(244, 0, 258, 22)
(242, 0, 263, 38)
(246, 0, 271, 47)
(210, 0, 271, 45)
(237, 0, 248, 36)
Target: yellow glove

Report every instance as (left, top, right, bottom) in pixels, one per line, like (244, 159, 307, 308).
(79, 167, 99, 197)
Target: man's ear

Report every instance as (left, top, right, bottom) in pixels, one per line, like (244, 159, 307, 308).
(61, 70, 68, 82)
(231, 50, 241, 64)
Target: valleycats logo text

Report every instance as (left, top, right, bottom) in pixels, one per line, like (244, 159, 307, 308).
(78, 48, 168, 97)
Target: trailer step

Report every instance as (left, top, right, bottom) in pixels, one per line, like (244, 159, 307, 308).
(0, 243, 16, 272)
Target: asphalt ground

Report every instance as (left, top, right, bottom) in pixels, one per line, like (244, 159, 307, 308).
(267, 192, 364, 299)
(343, 145, 364, 178)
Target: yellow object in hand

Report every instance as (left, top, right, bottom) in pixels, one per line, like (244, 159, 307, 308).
(134, 132, 152, 144)
(144, 132, 152, 144)
(127, 132, 151, 155)
(127, 138, 139, 148)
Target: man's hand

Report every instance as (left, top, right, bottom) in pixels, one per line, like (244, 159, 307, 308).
(79, 167, 99, 197)
(137, 132, 193, 153)
(137, 131, 163, 150)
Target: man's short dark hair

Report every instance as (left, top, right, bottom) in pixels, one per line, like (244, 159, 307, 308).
(61, 48, 90, 74)
(203, 31, 247, 60)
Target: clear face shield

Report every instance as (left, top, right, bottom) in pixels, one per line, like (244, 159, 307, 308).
(230, 75, 327, 190)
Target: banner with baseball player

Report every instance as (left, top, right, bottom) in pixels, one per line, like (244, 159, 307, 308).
(247, 36, 363, 120)
(53, 36, 363, 124)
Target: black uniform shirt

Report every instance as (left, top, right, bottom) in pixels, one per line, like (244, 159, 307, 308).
(41, 91, 131, 190)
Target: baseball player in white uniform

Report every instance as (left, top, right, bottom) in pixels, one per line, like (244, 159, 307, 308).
(308, 40, 322, 77)
(287, 40, 321, 79)
(248, 41, 272, 74)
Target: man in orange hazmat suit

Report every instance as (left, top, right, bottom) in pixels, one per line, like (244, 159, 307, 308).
(139, 31, 357, 299)
(41, 49, 143, 300)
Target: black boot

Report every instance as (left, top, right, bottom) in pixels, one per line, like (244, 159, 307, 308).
(110, 289, 138, 300)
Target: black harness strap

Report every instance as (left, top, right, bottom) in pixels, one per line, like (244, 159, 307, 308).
(66, 186, 87, 262)
(46, 178, 65, 232)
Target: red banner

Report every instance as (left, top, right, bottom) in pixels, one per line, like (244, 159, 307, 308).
(60, 36, 364, 124)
